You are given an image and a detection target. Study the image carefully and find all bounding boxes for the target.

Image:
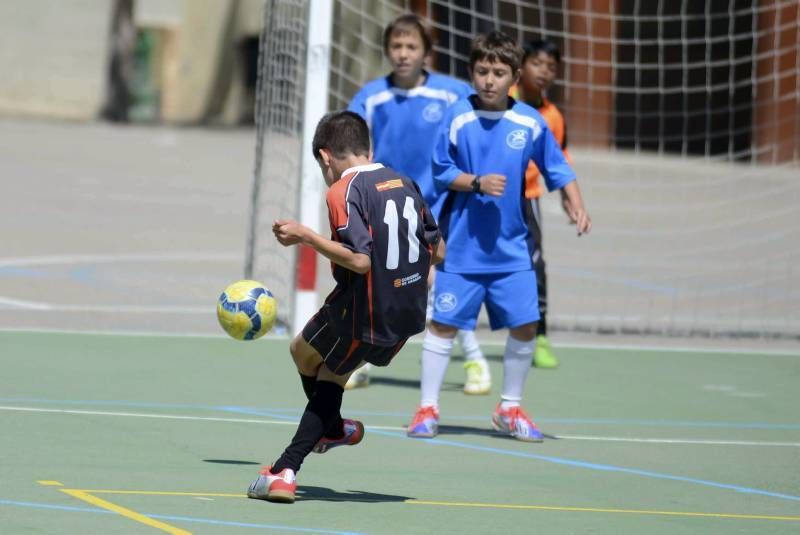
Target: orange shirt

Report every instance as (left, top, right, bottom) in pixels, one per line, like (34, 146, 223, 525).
(509, 85, 570, 199)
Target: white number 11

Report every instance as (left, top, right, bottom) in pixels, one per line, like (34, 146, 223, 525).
(383, 196, 420, 270)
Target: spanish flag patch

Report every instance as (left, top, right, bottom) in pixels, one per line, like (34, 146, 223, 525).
(375, 179, 403, 191)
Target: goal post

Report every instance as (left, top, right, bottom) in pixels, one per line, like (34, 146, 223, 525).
(294, 0, 334, 332)
(247, 1, 799, 340)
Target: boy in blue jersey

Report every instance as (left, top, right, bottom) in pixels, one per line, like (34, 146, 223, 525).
(408, 31, 592, 442)
(347, 14, 490, 394)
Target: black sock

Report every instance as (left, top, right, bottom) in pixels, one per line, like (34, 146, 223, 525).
(538, 314, 547, 337)
(299, 372, 344, 439)
(299, 373, 316, 400)
(324, 413, 345, 440)
(272, 381, 345, 473)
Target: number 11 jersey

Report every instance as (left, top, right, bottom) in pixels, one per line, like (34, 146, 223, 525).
(324, 163, 441, 346)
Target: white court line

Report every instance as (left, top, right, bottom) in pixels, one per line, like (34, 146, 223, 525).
(0, 299, 209, 314)
(2, 406, 799, 448)
(0, 251, 240, 268)
(0, 302, 209, 314)
(0, 250, 235, 313)
(553, 435, 800, 447)
(0, 326, 797, 356)
(0, 326, 244, 339)
(0, 296, 52, 310)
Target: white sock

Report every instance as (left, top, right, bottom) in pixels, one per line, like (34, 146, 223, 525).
(501, 335, 535, 403)
(420, 330, 454, 408)
(456, 329, 485, 362)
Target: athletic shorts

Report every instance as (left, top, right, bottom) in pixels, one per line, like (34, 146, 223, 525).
(431, 270, 540, 331)
(302, 310, 408, 376)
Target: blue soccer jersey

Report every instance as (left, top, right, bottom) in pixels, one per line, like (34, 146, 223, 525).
(348, 72, 472, 217)
(432, 95, 576, 274)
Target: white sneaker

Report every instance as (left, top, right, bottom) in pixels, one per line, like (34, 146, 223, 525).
(345, 364, 371, 390)
(463, 359, 491, 395)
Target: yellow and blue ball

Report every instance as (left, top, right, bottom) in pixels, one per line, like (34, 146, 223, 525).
(216, 280, 277, 340)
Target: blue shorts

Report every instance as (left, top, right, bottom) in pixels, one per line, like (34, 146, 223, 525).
(431, 270, 540, 330)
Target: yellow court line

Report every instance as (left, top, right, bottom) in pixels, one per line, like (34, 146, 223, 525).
(37, 480, 63, 486)
(59, 489, 192, 535)
(407, 500, 800, 522)
(80, 489, 245, 498)
(69, 488, 800, 522)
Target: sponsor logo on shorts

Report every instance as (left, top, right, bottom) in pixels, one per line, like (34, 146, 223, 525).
(506, 128, 528, 150)
(435, 292, 457, 312)
(422, 102, 444, 123)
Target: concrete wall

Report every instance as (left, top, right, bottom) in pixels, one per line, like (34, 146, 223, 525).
(135, 0, 264, 124)
(0, 0, 265, 124)
(0, 1, 112, 120)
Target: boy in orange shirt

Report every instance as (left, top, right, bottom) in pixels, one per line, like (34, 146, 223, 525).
(511, 39, 572, 368)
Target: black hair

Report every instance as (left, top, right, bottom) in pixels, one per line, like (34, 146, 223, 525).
(469, 31, 523, 72)
(522, 39, 561, 64)
(312, 111, 371, 160)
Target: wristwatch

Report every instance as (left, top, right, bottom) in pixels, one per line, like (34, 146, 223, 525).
(471, 175, 481, 193)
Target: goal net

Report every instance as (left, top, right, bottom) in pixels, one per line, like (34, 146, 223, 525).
(248, 0, 799, 339)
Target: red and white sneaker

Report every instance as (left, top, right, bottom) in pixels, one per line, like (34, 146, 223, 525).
(407, 405, 440, 438)
(313, 419, 365, 454)
(247, 465, 297, 503)
(491, 403, 544, 442)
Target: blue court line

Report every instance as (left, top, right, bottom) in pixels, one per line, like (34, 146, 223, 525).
(0, 499, 105, 514)
(0, 499, 360, 534)
(363, 428, 800, 503)
(239, 409, 800, 431)
(226, 407, 800, 504)
(146, 513, 361, 534)
(5, 401, 800, 506)
(4, 397, 800, 430)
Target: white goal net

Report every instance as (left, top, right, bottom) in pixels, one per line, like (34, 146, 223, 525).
(248, 0, 799, 339)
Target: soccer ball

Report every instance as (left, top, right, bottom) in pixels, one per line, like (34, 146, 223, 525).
(216, 280, 277, 340)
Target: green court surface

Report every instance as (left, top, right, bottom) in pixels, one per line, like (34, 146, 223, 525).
(1, 330, 799, 534)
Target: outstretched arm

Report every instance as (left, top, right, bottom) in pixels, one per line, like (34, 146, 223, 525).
(273, 219, 371, 274)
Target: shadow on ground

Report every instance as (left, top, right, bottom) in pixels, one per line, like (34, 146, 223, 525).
(435, 424, 559, 442)
(203, 459, 260, 465)
(297, 486, 412, 503)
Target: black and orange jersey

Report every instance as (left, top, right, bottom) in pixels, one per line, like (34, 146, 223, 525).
(324, 163, 440, 345)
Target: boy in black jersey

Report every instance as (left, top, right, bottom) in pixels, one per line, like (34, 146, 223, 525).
(247, 111, 444, 504)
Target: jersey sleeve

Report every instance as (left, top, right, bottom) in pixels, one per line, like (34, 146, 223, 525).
(455, 79, 474, 100)
(409, 179, 441, 246)
(326, 181, 372, 256)
(347, 88, 368, 119)
(431, 107, 464, 193)
(531, 123, 576, 192)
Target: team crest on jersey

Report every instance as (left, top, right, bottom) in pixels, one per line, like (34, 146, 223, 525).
(422, 102, 444, 123)
(435, 292, 457, 313)
(506, 129, 528, 150)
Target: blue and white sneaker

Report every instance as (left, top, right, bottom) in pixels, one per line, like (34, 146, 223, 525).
(407, 405, 439, 438)
(491, 403, 544, 442)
